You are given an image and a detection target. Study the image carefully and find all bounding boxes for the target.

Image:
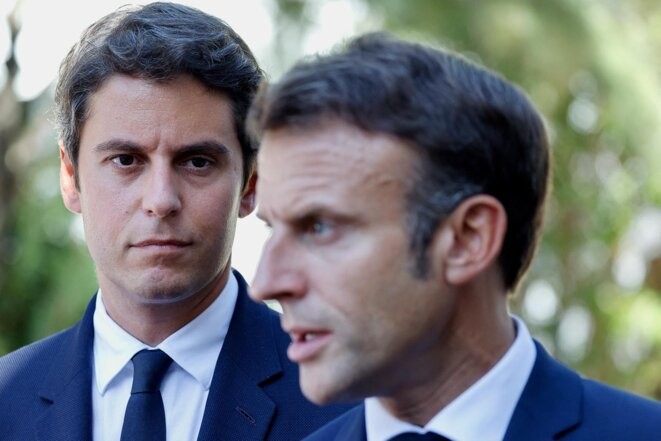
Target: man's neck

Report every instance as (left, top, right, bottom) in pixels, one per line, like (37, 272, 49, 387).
(380, 277, 514, 426)
(100, 270, 230, 346)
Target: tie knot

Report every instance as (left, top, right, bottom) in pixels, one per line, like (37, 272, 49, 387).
(388, 432, 451, 441)
(130, 349, 173, 394)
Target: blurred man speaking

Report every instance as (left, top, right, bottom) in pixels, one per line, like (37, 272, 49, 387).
(0, 3, 351, 440)
(248, 33, 661, 440)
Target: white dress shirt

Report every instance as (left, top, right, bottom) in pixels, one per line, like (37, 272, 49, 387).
(365, 316, 536, 441)
(91, 273, 238, 441)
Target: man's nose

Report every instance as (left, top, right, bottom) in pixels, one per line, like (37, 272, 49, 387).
(250, 233, 307, 303)
(142, 166, 182, 218)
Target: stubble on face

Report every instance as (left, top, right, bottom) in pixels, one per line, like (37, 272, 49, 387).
(255, 120, 457, 405)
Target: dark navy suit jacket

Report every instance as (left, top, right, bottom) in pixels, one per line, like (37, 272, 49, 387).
(303, 342, 661, 440)
(0, 271, 353, 441)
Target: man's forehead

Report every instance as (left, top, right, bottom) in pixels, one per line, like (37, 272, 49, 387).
(80, 74, 237, 137)
(256, 123, 412, 218)
(257, 122, 413, 171)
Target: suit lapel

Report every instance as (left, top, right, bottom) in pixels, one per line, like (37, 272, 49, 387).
(197, 272, 282, 441)
(504, 341, 583, 440)
(35, 297, 96, 441)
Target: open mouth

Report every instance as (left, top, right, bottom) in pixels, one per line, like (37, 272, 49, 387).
(287, 329, 332, 362)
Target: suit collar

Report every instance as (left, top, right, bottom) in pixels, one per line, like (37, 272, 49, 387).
(312, 341, 584, 441)
(197, 270, 283, 440)
(36, 296, 96, 441)
(304, 405, 367, 441)
(33, 271, 286, 441)
(504, 341, 583, 440)
(333, 405, 367, 441)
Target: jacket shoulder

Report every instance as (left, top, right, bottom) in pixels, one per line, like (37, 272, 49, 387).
(0, 327, 78, 439)
(0, 327, 74, 391)
(577, 378, 661, 438)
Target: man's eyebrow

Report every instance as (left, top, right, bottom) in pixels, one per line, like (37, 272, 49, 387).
(177, 141, 231, 156)
(93, 139, 142, 152)
(92, 139, 232, 156)
(260, 205, 354, 225)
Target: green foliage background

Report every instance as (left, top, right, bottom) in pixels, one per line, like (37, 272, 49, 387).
(1, 0, 660, 398)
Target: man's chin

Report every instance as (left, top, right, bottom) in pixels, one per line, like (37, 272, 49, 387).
(127, 285, 199, 305)
(301, 373, 355, 406)
(301, 387, 335, 406)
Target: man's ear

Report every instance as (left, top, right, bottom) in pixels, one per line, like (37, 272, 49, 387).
(59, 141, 81, 214)
(435, 195, 507, 286)
(239, 171, 257, 218)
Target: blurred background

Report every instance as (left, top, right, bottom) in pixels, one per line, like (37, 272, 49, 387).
(1, 0, 660, 398)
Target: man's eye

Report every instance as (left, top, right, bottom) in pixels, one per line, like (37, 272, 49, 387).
(297, 216, 341, 245)
(309, 220, 332, 236)
(187, 157, 212, 168)
(111, 155, 135, 166)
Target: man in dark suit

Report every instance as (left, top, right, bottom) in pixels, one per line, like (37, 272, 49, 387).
(0, 3, 351, 440)
(247, 33, 661, 440)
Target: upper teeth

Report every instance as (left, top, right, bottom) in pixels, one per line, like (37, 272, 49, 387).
(304, 333, 317, 341)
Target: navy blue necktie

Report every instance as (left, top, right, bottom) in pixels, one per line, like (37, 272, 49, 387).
(120, 349, 173, 441)
(388, 432, 451, 441)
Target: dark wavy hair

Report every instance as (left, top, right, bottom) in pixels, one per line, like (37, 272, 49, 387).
(55, 2, 263, 187)
(249, 32, 550, 291)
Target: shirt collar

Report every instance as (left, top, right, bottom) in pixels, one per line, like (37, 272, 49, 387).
(365, 316, 536, 441)
(93, 272, 238, 395)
